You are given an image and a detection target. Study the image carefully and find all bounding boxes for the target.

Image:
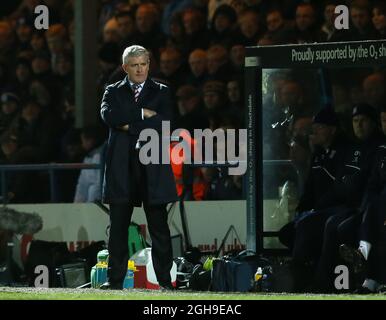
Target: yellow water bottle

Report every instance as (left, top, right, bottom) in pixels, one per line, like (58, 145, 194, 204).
(254, 267, 263, 292)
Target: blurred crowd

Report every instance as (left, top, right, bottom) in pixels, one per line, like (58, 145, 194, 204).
(0, 0, 385, 203)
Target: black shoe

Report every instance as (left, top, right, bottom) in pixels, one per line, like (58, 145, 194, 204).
(100, 281, 123, 290)
(377, 284, 386, 294)
(354, 286, 374, 294)
(339, 244, 366, 274)
(159, 283, 175, 291)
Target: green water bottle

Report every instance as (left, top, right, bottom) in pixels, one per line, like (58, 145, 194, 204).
(97, 249, 109, 263)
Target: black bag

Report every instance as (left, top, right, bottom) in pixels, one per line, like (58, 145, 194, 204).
(25, 240, 94, 287)
(187, 264, 212, 291)
(270, 259, 294, 293)
(175, 257, 194, 289)
(55, 262, 88, 288)
(211, 250, 272, 292)
(211, 259, 249, 292)
(25, 240, 72, 287)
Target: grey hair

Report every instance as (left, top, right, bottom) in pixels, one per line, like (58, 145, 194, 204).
(122, 45, 150, 65)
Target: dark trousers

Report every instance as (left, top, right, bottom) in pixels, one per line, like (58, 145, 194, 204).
(107, 149, 173, 286)
(314, 209, 355, 292)
(279, 206, 349, 292)
(336, 212, 361, 247)
(108, 203, 173, 286)
(361, 196, 386, 283)
(337, 196, 386, 283)
(360, 195, 386, 244)
(292, 207, 348, 264)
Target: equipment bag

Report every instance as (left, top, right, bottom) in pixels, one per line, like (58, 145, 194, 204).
(211, 259, 252, 292)
(25, 240, 72, 287)
(211, 250, 272, 292)
(187, 264, 212, 291)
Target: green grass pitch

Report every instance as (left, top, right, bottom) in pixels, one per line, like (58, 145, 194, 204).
(0, 287, 386, 300)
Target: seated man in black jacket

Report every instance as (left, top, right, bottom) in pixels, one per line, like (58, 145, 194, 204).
(338, 106, 386, 293)
(313, 104, 385, 292)
(279, 108, 368, 292)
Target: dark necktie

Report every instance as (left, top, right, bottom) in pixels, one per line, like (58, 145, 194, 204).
(132, 84, 140, 102)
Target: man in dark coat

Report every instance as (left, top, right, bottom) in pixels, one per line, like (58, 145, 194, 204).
(100, 45, 178, 290)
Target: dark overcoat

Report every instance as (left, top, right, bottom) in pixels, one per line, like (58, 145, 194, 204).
(100, 76, 178, 205)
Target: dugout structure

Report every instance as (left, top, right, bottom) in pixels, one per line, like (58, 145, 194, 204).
(244, 40, 386, 253)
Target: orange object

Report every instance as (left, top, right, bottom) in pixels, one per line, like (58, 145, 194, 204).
(169, 132, 207, 200)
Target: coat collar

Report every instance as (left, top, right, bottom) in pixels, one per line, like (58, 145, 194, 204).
(117, 75, 158, 90)
(117, 76, 158, 104)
